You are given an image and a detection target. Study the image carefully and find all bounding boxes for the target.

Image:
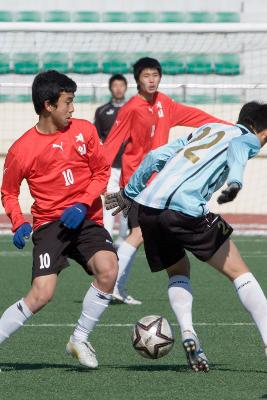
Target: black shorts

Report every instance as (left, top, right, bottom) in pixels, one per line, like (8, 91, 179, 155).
(138, 205, 233, 272)
(127, 201, 140, 230)
(32, 220, 117, 280)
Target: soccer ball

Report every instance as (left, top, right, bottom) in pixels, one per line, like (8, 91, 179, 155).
(132, 315, 174, 359)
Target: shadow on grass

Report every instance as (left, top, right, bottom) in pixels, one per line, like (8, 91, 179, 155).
(0, 362, 96, 373)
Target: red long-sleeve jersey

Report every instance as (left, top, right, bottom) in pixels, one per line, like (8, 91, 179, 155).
(103, 92, 230, 187)
(1, 118, 110, 232)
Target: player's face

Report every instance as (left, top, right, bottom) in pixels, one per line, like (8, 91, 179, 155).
(138, 68, 161, 95)
(110, 80, 127, 100)
(51, 92, 75, 129)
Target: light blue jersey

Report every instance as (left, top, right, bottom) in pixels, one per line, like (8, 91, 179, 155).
(125, 123, 260, 217)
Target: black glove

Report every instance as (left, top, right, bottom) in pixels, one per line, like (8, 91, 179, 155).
(105, 190, 133, 217)
(217, 183, 241, 204)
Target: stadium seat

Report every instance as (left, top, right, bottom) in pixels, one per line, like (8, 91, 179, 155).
(75, 95, 95, 103)
(214, 54, 240, 75)
(170, 94, 185, 102)
(187, 54, 213, 74)
(130, 12, 157, 23)
(102, 53, 129, 74)
(158, 12, 186, 23)
(43, 53, 69, 73)
(15, 11, 41, 22)
(13, 53, 39, 74)
(14, 94, 32, 102)
(216, 94, 241, 103)
(72, 11, 100, 22)
(0, 53, 10, 74)
(0, 10, 13, 21)
(0, 94, 13, 102)
(44, 11, 70, 22)
(215, 12, 240, 22)
(186, 94, 214, 104)
(72, 53, 99, 74)
(187, 12, 214, 23)
(160, 54, 186, 74)
(102, 12, 128, 22)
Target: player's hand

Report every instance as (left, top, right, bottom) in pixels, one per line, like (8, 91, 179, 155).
(105, 190, 133, 217)
(60, 203, 88, 229)
(13, 222, 32, 249)
(217, 183, 241, 204)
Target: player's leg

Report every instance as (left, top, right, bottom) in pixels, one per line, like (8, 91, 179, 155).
(66, 221, 118, 367)
(166, 257, 209, 372)
(0, 274, 57, 344)
(114, 212, 128, 249)
(113, 201, 142, 305)
(103, 167, 121, 236)
(207, 238, 267, 355)
(0, 221, 72, 346)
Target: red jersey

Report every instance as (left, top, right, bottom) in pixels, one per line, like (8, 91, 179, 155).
(103, 92, 230, 187)
(1, 118, 110, 232)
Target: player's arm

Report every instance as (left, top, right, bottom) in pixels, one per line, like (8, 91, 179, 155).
(1, 150, 27, 232)
(169, 101, 231, 128)
(105, 137, 187, 216)
(1, 151, 32, 248)
(103, 104, 133, 165)
(217, 133, 260, 204)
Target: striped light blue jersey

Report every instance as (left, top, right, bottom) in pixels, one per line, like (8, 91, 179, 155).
(125, 123, 260, 217)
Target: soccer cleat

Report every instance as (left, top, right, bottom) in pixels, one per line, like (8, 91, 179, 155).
(182, 330, 209, 372)
(66, 336, 98, 368)
(112, 289, 142, 305)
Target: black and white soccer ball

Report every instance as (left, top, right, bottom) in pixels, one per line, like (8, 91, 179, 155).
(132, 315, 174, 359)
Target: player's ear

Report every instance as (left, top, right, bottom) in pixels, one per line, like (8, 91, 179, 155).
(44, 100, 56, 112)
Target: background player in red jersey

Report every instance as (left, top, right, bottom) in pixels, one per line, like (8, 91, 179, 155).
(104, 57, 231, 305)
(0, 70, 118, 369)
(94, 74, 128, 249)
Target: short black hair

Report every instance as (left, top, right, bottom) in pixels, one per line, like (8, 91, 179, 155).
(108, 74, 127, 90)
(237, 101, 267, 133)
(133, 57, 162, 82)
(32, 70, 77, 115)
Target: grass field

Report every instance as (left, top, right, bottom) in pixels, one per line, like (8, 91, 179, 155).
(0, 235, 267, 400)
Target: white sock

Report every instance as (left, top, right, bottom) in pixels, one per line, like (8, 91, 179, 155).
(103, 208, 115, 236)
(118, 214, 128, 239)
(0, 298, 32, 344)
(72, 284, 111, 343)
(234, 272, 267, 345)
(168, 275, 196, 336)
(114, 241, 136, 293)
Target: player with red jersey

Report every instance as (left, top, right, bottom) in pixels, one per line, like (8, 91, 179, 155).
(0, 70, 118, 368)
(104, 57, 231, 305)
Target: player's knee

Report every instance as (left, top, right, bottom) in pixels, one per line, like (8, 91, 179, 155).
(34, 288, 54, 307)
(128, 227, 143, 247)
(96, 259, 118, 291)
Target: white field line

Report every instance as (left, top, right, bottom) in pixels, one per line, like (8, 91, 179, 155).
(24, 322, 255, 327)
(1, 251, 267, 259)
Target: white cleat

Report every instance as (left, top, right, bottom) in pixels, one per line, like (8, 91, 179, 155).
(112, 289, 142, 305)
(182, 330, 209, 372)
(66, 337, 98, 368)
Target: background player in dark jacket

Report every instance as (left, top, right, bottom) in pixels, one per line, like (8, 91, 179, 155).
(0, 70, 118, 369)
(94, 74, 128, 249)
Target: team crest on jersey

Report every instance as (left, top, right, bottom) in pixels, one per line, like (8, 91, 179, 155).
(77, 144, 86, 155)
(156, 101, 164, 118)
(76, 133, 85, 143)
(106, 109, 114, 115)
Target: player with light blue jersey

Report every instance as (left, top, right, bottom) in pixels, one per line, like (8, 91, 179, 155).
(106, 102, 267, 372)
(125, 123, 260, 216)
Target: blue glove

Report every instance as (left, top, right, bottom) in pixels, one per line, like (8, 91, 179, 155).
(60, 203, 88, 229)
(13, 222, 32, 249)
